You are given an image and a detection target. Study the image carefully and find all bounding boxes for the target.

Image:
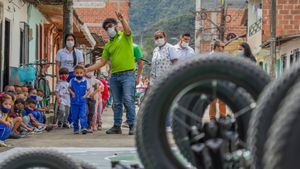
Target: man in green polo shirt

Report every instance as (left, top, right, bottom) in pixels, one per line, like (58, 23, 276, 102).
(134, 43, 143, 85)
(86, 12, 136, 135)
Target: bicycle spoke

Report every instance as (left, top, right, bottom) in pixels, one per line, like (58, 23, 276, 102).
(234, 102, 256, 119)
(212, 80, 218, 100)
(173, 113, 193, 131)
(173, 103, 203, 124)
(192, 94, 209, 113)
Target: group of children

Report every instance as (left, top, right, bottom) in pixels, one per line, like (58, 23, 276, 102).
(56, 65, 108, 135)
(0, 65, 109, 147)
(0, 85, 52, 147)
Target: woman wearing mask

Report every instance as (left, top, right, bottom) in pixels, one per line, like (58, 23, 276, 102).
(238, 42, 257, 63)
(56, 33, 84, 82)
(150, 31, 179, 132)
(150, 31, 179, 86)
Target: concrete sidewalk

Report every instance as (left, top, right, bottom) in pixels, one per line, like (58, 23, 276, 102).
(4, 107, 135, 148)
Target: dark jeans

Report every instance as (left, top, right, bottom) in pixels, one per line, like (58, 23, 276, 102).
(87, 99, 96, 129)
(110, 71, 136, 127)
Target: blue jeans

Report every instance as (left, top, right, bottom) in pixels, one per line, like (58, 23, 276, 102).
(110, 71, 136, 127)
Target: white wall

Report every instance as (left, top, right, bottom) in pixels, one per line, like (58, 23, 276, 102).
(278, 38, 300, 70)
(247, 0, 262, 54)
(1, 0, 28, 68)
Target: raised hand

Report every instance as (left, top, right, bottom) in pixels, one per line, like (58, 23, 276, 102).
(115, 11, 124, 21)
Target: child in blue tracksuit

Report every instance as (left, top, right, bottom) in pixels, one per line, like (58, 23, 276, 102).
(68, 65, 90, 134)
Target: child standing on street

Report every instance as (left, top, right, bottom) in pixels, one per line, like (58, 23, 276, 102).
(55, 68, 71, 128)
(85, 65, 104, 131)
(68, 65, 90, 134)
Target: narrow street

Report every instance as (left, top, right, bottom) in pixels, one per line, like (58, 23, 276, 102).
(0, 108, 139, 168)
(6, 108, 135, 147)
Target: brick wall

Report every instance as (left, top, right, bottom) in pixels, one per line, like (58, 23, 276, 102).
(196, 8, 246, 52)
(262, 0, 300, 41)
(75, 1, 130, 40)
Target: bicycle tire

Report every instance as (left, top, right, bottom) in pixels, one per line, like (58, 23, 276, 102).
(0, 150, 80, 169)
(263, 79, 300, 169)
(247, 63, 300, 169)
(136, 54, 270, 169)
(172, 82, 254, 166)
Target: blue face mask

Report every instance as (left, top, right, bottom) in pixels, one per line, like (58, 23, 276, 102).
(75, 76, 83, 80)
(1, 106, 10, 114)
(30, 95, 37, 100)
(24, 107, 33, 114)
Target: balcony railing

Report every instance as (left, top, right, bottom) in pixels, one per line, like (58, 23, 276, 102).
(249, 18, 262, 37)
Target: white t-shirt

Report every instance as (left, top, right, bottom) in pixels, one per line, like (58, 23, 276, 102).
(55, 80, 70, 106)
(86, 76, 103, 99)
(56, 48, 84, 72)
(174, 44, 195, 62)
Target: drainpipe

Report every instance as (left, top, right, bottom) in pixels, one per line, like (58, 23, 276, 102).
(63, 0, 73, 47)
(269, 0, 276, 78)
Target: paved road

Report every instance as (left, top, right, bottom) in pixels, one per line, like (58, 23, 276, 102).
(0, 108, 139, 168)
(6, 107, 135, 147)
(0, 105, 218, 168)
(0, 147, 141, 168)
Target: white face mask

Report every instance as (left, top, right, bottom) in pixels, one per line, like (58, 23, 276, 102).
(155, 38, 165, 47)
(66, 40, 75, 48)
(107, 27, 117, 38)
(37, 96, 43, 102)
(181, 41, 189, 48)
(86, 72, 94, 78)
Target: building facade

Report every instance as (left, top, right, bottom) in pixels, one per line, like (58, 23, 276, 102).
(247, 0, 300, 77)
(0, 0, 95, 90)
(195, 0, 247, 53)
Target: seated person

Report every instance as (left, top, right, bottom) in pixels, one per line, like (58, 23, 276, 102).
(23, 98, 53, 132)
(28, 88, 46, 124)
(23, 98, 46, 131)
(0, 94, 23, 138)
(12, 99, 33, 132)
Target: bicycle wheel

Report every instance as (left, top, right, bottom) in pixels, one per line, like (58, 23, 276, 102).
(247, 63, 300, 169)
(136, 53, 270, 169)
(0, 150, 80, 169)
(262, 79, 300, 169)
(172, 82, 254, 166)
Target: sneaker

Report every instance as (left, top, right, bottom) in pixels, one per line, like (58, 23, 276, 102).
(45, 125, 54, 132)
(58, 122, 63, 128)
(62, 123, 69, 128)
(129, 125, 135, 135)
(74, 131, 80, 135)
(9, 132, 22, 139)
(166, 127, 172, 132)
(122, 121, 129, 128)
(97, 126, 102, 131)
(38, 126, 47, 131)
(106, 126, 122, 134)
(0, 141, 7, 147)
(82, 129, 88, 135)
(0, 141, 11, 147)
